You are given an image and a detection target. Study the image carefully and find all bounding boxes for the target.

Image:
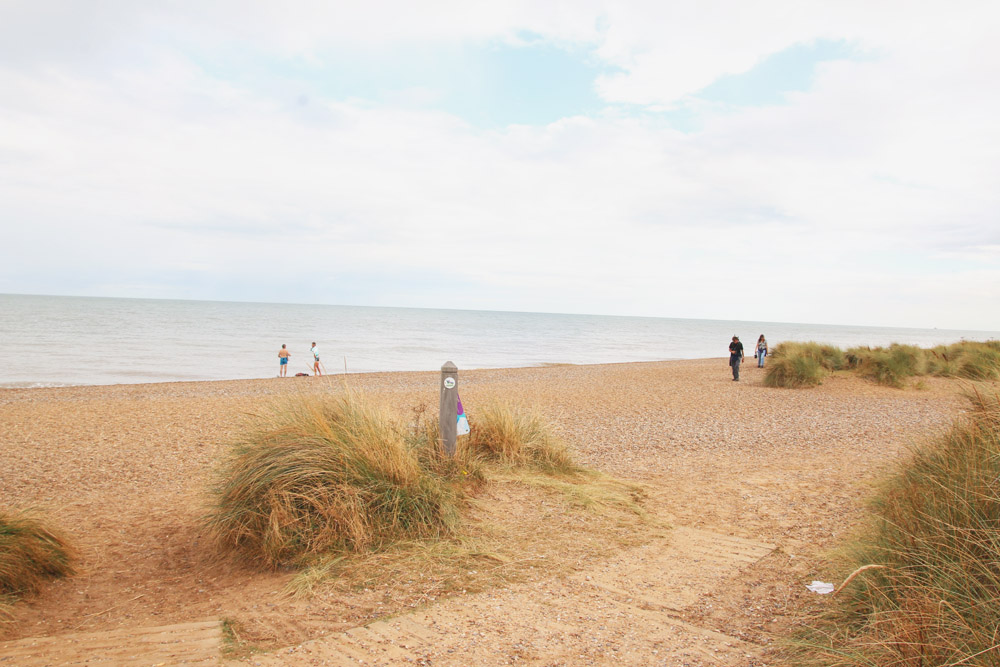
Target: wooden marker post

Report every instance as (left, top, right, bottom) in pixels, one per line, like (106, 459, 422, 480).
(439, 361, 458, 457)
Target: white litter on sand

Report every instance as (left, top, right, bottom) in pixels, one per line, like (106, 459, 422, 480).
(806, 581, 835, 594)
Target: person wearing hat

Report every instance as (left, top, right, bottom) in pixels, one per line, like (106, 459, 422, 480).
(728, 336, 744, 381)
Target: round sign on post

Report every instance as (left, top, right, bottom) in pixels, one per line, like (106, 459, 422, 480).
(439, 362, 458, 457)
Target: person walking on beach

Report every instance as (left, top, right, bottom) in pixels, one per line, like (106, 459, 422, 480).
(311, 342, 322, 376)
(729, 336, 744, 381)
(755, 335, 768, 368)
(278, 344, 291, 377)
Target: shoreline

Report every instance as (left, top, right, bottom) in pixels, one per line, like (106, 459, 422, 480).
(5, 335, 997, 393)
(0, 357, 702, 393)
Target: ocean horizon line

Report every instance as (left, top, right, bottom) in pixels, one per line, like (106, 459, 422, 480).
(3, 291, 995, 335)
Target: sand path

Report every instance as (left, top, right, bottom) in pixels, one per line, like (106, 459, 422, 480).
(243, 525, 777, 666)
(0, 359, 966, 665)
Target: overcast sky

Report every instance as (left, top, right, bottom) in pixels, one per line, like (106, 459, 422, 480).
(2, 1, 999, 330)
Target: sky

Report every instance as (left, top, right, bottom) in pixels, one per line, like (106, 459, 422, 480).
(2, 1, 999, 331)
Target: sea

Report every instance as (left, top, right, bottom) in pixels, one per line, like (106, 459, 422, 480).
(1, 293, 998, 388)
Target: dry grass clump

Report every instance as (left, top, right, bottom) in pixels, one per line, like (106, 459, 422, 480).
(462, 401, 577, 474)
(847, 344, 927, 388)
(207, 391, 466, 568)
(208, 392, 588, 569)
(764, 354, 824, 388)
(789, 389, 1000, 665)
(950, 341, 1000, 380)
(764, 342, 835, 388)
(0, 509, 75, 619)
(769, 340, 1000, 388)
(286, 536, 503, 599)
(847, 341, 1000, 387)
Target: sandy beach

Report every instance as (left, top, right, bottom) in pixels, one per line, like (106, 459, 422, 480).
(0, 359, 968, 665)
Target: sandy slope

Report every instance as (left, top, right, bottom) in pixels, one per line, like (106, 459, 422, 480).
(0, 359, 968, 665)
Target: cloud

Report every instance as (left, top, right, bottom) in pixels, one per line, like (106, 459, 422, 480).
(0, 1, 999, 330)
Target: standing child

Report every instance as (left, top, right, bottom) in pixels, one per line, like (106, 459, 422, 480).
(278, 344, 291, 377)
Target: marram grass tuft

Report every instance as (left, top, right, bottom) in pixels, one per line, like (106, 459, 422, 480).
(763, 342, 829, 388)
(768, 340, 1000, 388)
(0, 509, 75, 620)
(788, 389, 1000, 665)
(207, 391, 464, 567)
(462, 401, 577, 474)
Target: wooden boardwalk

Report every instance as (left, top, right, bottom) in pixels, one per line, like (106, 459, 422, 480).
(243, 527, 776, 665)
(0, 619, 222, 666)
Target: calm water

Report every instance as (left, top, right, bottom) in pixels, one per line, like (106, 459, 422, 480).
(1, 294, 997, 388)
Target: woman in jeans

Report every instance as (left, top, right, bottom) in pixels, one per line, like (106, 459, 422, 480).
(755, 335, 768, 368)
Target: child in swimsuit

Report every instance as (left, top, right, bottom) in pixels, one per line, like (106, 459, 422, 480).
(278, 344, 290, 377)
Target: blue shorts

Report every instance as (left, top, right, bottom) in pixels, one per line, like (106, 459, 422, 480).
(280, 357, 288, 365)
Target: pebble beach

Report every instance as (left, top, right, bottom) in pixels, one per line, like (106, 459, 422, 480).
(0, 358, 969, 664)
